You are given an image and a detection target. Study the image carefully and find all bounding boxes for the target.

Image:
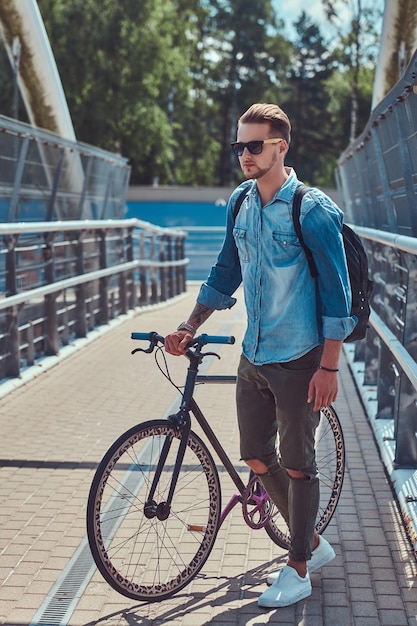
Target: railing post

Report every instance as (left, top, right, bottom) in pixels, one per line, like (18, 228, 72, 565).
(174, 236, 180, 295)
(118, 229, 128, 315)
(43, 235, 59, 355)
(75, 235, 87, 337)
(5, 306, 19, 377)
(159, 236, 167, 302)
(126, 228, 136, 309)
(166, 235, 174, 298)
(5, 235, 20, 377)
(5, 235, 17, 297)
(150, 234, 159, 304)
(177, 235, 186, 293)
(26, 321, 35, 365)
(98, 230, 109, 324)
(139, 231, 148, 305)
(61, 301, 70, 346)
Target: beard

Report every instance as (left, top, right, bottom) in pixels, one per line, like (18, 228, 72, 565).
(241, 152, 278, 179)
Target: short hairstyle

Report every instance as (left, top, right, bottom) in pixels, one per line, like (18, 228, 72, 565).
(238, 103, 291, 144)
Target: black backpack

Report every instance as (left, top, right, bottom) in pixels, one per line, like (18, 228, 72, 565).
(232, 184, 373, 342)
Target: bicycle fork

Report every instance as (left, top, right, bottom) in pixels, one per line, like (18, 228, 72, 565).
(143, 356, 199, 521)
(143, 411, 191, 521)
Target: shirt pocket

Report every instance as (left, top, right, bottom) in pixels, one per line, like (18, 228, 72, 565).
(233, 227, 250, 263)
(271, 231, 301, 267)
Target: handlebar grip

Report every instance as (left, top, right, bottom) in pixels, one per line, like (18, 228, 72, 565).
(200, 334, 235, 345)
(131, 331, 165, 343)
(131, 332, 152, 341)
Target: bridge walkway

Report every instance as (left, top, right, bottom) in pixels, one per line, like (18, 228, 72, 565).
(0, 285, 416, 626)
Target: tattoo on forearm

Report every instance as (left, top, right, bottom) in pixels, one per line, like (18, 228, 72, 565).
(188, 303, 214, 329)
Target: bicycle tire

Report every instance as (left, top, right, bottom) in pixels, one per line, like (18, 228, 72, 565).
(262, 405, 345, 549)
(87, 419, 221, 602)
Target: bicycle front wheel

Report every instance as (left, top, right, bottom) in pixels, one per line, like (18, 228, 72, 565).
(264, 405, 345, 549)
(87, 420, 221, 602)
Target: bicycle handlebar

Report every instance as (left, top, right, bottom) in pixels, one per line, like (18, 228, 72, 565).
(131, 331, 235, 346)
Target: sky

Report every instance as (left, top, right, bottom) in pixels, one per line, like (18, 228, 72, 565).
(273, 0, 327, 33)
(274, 0, 327, 24)
(272, 0, 351, 38)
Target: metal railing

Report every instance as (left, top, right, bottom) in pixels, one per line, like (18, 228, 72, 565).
(0, 113, 130, 222)
(0, 113, 187, 380)
(342, 224, 417, 548)
(0, 219, 187, 379)
(336, 50, 417, 548)
(336, 49, 417, 470)
(336, 50, 417, 238)
(347, 226, 417, 465)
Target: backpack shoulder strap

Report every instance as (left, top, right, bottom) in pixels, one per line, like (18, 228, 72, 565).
(232, 187, 249, 221)
(292, 185, 318, 278)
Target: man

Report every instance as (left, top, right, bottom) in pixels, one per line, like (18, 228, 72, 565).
(165, 103, 355, 608)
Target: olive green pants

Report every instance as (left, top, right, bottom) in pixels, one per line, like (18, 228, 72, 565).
(236, 348, 321, 561)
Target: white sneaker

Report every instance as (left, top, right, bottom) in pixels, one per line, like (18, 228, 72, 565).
(258, 565, 312, 608)
(267, 536, 335, 586)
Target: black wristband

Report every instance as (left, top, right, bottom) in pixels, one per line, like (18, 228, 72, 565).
(318, 365, 339, 372)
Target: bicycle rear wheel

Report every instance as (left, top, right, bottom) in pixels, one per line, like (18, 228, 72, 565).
(263, 405, 345, 549)
(87, 419, 221, 602)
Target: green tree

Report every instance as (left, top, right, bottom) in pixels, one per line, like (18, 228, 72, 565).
(282, 12, 337, 186)
(166, 0, 224, 185)
(323, 0, 382, 141)
(200, 0, 291, 185)
(324, 64, 374, 158)
(38, 0, 201, 184)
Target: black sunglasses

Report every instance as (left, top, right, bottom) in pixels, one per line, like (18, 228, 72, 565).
(230, 138, 284, 157)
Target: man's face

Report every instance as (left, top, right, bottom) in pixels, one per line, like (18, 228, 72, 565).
(235, 123, 285, 180)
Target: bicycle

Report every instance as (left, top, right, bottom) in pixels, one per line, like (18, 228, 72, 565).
(87, 331, 345, 603)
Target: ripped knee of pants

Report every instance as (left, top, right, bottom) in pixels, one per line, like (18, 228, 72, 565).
(244, 458, 269, 475)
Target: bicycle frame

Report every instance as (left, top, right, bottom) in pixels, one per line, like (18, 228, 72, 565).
(132, 332, 270, 530)
(189, 389, 259, 527)
(151, 368, 267, 528)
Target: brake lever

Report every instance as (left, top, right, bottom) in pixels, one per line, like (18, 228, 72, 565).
(131, 347, 154, 355)
(201, 351, 221, 360)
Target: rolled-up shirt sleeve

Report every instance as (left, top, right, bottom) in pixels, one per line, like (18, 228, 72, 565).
(322, 315, 357, 340)
(301, 190, 357, 341)
(198, 283, 237, 310)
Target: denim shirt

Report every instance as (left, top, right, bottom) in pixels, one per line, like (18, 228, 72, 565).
(197, 169, 356, 365)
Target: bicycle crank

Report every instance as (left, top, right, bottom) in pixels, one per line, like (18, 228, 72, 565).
(242, 474, 274, 529)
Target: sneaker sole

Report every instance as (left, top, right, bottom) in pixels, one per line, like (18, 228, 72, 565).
(258, 584, 312, 608)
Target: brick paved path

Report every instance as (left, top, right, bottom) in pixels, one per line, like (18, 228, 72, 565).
(0, 285, 416, 626)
